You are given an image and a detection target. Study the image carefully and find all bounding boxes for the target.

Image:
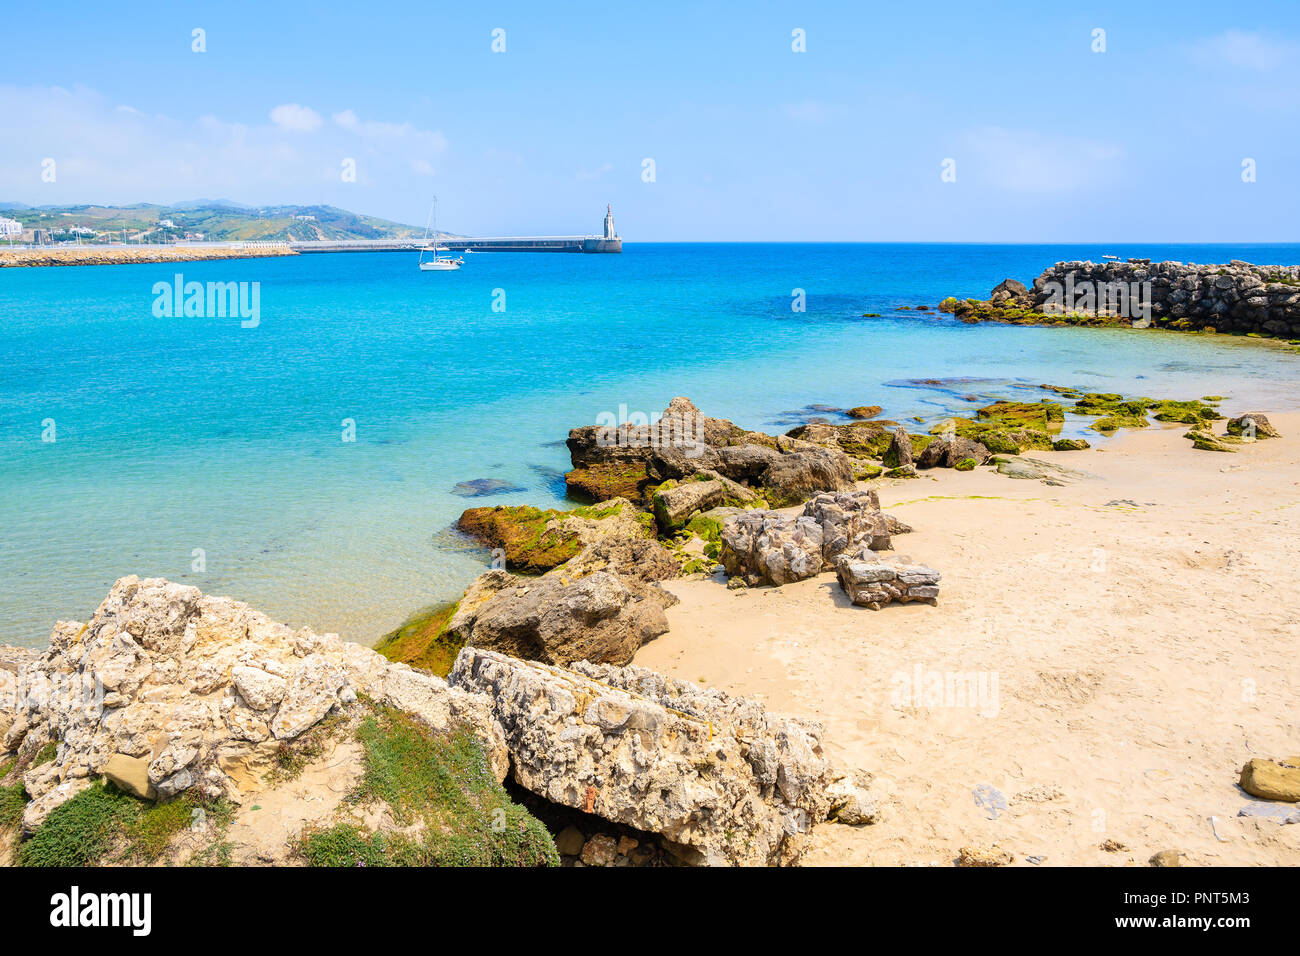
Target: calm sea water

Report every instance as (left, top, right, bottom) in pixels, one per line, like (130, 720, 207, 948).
(2, 242, 1298, 647)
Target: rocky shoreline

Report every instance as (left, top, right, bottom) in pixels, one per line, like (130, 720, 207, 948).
(0, 245, 297, 268)
(1, 389, 1293, 867)
(935, 259, 1300, 342)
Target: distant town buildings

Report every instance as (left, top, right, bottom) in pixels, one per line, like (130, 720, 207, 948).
(0, 217, 22, 238)
(293, 214, 316, 221)
(158, 219, 176, 228)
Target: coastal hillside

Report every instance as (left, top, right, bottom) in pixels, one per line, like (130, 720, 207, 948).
(0, 201, 428, 243)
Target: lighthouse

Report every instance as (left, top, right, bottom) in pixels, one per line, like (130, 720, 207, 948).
(603, 204, 617, 240)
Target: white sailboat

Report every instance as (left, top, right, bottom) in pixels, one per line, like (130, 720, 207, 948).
(418, 197, 464, 272)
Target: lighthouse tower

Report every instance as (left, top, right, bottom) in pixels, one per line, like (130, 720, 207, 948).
(603, 204, 617, 239)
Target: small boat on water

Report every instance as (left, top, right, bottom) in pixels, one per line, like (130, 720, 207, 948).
(418, 197, 464, 272)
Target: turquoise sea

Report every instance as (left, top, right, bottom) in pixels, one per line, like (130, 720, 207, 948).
(3, 242, 1298, 647)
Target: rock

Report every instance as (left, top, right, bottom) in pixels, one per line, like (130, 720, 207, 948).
(22, 778, 92, 832)
(1100, 838, 1127, 852)
(102, 752, 156, 799)
(268, 655, 346, 740)
(882, 427, 914, 469)
(1185, 427, 1239, 453)
(834, 551, 941, 609)
(828, 775, 878, 825)
(994, 456, 1095, 484)
(581, 833, 619, 866)
(1149, 849, 1182, 867)
(957, 844, 1014, 867)
(845, 405, 883, 420)
(1226, 413, 1281, 439)
(719, 511, 827, 587)
(917, 435, 991, 469)
(554, 825, 586, 856)
(230, 665, 287, 711)
(446, 568, 672, 666)
(949, 261, 1300, 336)
(451, 478, 527, 497)
(652, 478, 725, 528)
(1239, 757, 1300, 802)
(0, 575, 510, 820)
(448, 647, 835, 866)
(1052, 438, 1091, 451)
(718, 491, 906, 588)
(567, 397, 855, 509)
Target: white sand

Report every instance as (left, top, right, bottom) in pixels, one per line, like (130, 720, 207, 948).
(637, 414, 1300, 866)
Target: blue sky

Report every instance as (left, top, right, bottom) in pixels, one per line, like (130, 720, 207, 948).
(2, 0, 1297, 241)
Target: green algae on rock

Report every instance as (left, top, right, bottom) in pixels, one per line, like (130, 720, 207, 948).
(374, 602, 464, 677)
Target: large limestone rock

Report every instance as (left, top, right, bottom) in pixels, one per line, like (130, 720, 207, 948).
(0, 576, 509, 829)
(448, 647, 835, 866)
(567, 397, 855, 507)
(719, 491, 906, 587)
(834, 550, 941, 609)
(446, 566, 673, 666)
(917, 435, 991, 469)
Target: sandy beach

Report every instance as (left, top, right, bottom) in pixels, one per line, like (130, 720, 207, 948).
(637, 414, 1300, 866)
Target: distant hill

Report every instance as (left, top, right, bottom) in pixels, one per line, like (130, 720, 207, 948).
(0, 202, 436, 242)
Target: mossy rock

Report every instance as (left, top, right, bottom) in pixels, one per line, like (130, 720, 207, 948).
(1090, 415, 1149, 433)
(457, 505, 583, 574)
(948, 420, 1053, 454)
(683, 513, 724, 544)
(563, 462, 648, 502)
(1052, 438, 1091, 451)
(976, 400, 1065, 429)
(953, 458, 977, 472)
(374, 602, 464, 678)
(846, 405, 883, 420)
(1150, 399, 1223, 424)
(1185, 429, 1237, 453)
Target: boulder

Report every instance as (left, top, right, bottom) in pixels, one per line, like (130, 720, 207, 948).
(448, 647, 835, 866)
(652, 479, 725, 528)
(0, 575, 508, 823)
(845, 405, 883, 420)
(882, 427, 914, 469)
(101, 752, 156, 799)
(566, 397, 855, 509)
(446, 568, 673, 666)
(917, 435, 991, 469)
(834, 550, 941, 609)
(1240, 757, 1300, 802)
(1226, 413, 1281, 439)
(718, 492, 908, 587)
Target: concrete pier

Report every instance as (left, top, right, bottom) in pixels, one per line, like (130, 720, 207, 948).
(288, 235, 621, 254)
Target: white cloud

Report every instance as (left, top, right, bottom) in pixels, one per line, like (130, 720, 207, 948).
(959, 127, 1124, 193)
(1188, 30, 1295, 71)
(0, 84, 450, 208)
(269, 102, 323, 132)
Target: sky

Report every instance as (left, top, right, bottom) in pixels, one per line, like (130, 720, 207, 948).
(2, 0, 1298, 242)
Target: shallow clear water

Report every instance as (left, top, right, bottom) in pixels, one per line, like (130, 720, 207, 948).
(2, 242, 1298, 646)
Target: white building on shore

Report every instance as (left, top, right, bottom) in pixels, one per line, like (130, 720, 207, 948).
(0, 217, 22, 239)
